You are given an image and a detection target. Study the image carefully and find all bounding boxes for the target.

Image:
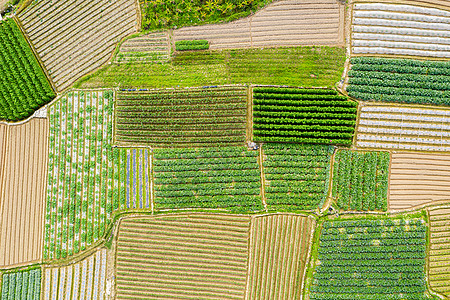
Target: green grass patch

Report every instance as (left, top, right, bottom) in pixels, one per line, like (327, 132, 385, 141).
(175, 40, 209, 51)
(74, 46, 346, 89)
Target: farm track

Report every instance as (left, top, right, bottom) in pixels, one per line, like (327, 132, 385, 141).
(390, 152, 450, 211)
(116, 214, 251, 300)
(246, 214, 313, 300)
(18, 0, 138, 92)
(173, 0, 344, 49)
(428, 207, 450, 298)
(0, 119, 48, 268)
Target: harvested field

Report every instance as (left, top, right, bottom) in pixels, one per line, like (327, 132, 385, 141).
(0, 119, 48, 268)
(428, 207, 450, 297)
(356, 103, 450, 151)
(390, 153, 450, 211)
(173, 0, 345, 49)
(351, 3, 450, 58)
(18, 0, 138, 92)
(42, 249, 108, 300)
(116, 214, 251, 300)
(246, 214, 314, 300)
(115, 31, 171, 64)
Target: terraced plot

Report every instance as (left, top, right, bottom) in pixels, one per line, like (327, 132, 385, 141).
(247, 214, 314, 300)
(115, 31, 171, 64)
(116, 214, 251, 300)
(174, 0, 344, 49)
(1, 268, 41, 300)
(153, 147, 263, 212)
(310, 217, 429, 300)
(356, 103, 450, 151)
(428, 207, 450, 298)
(116, 86, 247, 147)
(263, 144, 333, 211)
(390, 152, 450, 210)
(42, 249, 108, 300)
(18, 0, 138, 91)
(352, 3, 450, 58)
(0, 119, 48, 268)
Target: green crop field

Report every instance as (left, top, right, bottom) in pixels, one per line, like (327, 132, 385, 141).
(116, 86, 247, 147)
(0, 18, 55, 121)
(332, 150, 390, 212)
(253, 87, 357, 145)
(1, 268, 41, 300)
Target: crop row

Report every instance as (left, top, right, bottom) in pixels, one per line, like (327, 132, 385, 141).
(0, 18, 55, 121)
(1, 269, 41, 300)
(253, 88, 357, 145)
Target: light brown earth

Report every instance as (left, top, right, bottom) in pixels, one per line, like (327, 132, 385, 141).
(116, 214, 251, 300)
(246, 214, 314, 300)
(174, 0, 345, 50)
(428, 207, 450, 298)
(115, 31, 171, 64)
(0, 0, 7, 13)
(18, 0, 139, 92)
(389, 152, 450, 211)
(0, 118, 48, 267)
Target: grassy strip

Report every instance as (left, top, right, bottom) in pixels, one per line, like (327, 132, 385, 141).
(74, 46, 346, 89)
(175, 40, 209, 51)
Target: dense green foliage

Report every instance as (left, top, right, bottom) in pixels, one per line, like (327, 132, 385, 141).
(332, 150, 389, 212)
(175, 40, 209, 51)
(75, 46, 346, 89)
(0, 18, 55, 121)
(253, 87, 357, 145)
(153, 147, 263, 212)
(116, 87, 247, 147)
(263, 144, 333, 210)
(1, 269, 41, 300)
(311, 218, 429, 300)
(348, 57, 450, 106)
(140, 0, 273, 30)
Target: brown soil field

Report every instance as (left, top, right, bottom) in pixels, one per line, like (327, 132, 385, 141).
(116, 214, 251, 300)
(0, 0, 7, 13)
(18, 0, 139, 92)
(246, 214, 314, 300)
(173, 0, 345, 50)
(428, 207, 450, 298)
(0, 118, 48, 267)
(389, 152, 450, 211)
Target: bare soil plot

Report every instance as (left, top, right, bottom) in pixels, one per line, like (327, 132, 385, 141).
(0, 119, 48, 268)
(116, 214, 251, 300)
(390, 152, 450, 211)
(18, 0, 139, 92)
(173, 0, 345, 50)
(115, 31, 171, 64)
(246, 214, 314, 300)
(42, 249, 108, 300)
(428, 207, 450, 297)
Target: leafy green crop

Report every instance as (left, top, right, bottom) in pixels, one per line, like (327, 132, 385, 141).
(1, 268, 41, 300)
(0, 18, 55, 121)
(175, 40, 209, 51)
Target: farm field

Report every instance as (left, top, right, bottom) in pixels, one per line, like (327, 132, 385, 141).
(390, 152, 450, 210)
(75, 46, 346, 89)
(351, 3, 450, 58)
(116, 86, 247, 147)
(428, 207, 450, 298)
(0, 18, 55, 121)
(173, 0, 344, 49)
(356, 103, 450, 151)
(116, 214, 251, 300)
(1, 268, 41, 300)
(42, 249, 108, 300)
(262, 144, 333, 211)
(347, 57, 450, 106)
(18, 0, 138, 92)
(0, 119, 48, 268)
(153, 147, 263, 212)
(45, 90, 122, 260)
(332, 149, 389, 212)
(310, 217, 429, 300)
(115, 31, 171, 64)
(247, 214, 314, 300)
(253, 87, 357, 145)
